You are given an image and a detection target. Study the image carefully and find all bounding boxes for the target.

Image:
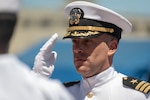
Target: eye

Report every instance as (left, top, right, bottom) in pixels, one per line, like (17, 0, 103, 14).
(84, 39, 90, 43)
(83, 39, 93, 43)
(72, 39, 78, 44)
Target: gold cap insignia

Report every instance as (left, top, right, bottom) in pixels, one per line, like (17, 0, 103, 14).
(69, 8, 84, 25)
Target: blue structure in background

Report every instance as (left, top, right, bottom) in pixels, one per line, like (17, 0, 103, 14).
(17, 39, 150, 82)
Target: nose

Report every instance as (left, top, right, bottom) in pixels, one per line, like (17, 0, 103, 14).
(73, 44, 84, 54)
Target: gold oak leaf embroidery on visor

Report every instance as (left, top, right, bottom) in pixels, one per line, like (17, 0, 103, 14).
(65, 26, 114, 37)
(64, 31, 99, 37)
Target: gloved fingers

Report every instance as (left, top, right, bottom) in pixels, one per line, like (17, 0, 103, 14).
(42, 65, 54, 77)
(40, 52, 57, 77)
(32, 60, 43, 72)
(40, 33, 58, 54)
(49, 51, 57, 64)
(35, 51, 57, 61)
(33, 51, 57, 78)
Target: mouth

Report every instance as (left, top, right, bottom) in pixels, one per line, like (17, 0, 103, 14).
(74, 58, 86, 64)
(74, 58, 84, 68)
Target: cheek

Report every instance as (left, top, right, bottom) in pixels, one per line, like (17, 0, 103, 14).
(90, 44, 109, 64)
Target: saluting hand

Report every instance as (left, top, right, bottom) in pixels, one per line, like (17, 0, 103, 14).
(32, 33, 58, 78)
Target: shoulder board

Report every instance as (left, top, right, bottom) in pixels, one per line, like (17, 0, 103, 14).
(123, 77, 150, 94)
(63, 80, 80, 87)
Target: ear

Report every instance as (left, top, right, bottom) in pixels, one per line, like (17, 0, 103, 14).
(107, 40, 118, 56)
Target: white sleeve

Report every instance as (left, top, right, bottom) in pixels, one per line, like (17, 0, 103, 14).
(35, 77, 75, 100)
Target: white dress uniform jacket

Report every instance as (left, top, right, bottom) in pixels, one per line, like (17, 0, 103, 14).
(0, 54, 74, 100)
(65, 67, 150, 100)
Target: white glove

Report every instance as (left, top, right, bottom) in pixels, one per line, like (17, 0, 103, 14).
(32, 33, 58, 78)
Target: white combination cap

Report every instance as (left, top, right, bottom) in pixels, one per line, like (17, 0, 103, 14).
(63, 1, 132, 40)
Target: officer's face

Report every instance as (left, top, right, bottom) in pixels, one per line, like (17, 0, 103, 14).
(72, 34, 117, 78)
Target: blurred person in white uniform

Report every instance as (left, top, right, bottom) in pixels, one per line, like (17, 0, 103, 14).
(0, 0, 75, 99)
(0, 55, 74, 100)
(0, 0, 21, 54)
(33, 1, 150, 100)
(0, 32, 74, 100)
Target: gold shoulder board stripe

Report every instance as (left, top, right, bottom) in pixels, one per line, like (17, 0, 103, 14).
(123, 77, 150, 94)
(144, 85, 150, 93)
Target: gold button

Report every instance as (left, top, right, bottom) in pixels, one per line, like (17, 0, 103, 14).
(87, 91, 93, 98)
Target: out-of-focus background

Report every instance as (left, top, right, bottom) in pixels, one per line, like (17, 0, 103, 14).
(9, 0, 150, 82)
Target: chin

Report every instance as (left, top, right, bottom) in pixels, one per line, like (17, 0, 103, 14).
(76, 65, 88, 75)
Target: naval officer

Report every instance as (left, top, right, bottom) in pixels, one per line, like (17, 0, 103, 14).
(33, 1, 150, 100)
